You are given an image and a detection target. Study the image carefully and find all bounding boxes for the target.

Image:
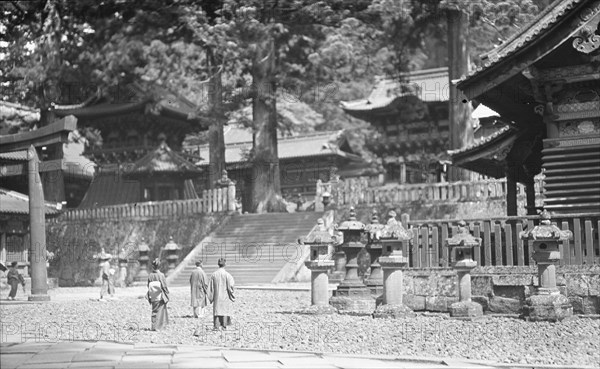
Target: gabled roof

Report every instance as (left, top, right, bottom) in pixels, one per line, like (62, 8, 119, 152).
(340, 67, 449, 114)
(457, 0, 591, 88)
(194, 130, 361, 166)
(0, 187, 62, 216)
(125, 141, 202, 179)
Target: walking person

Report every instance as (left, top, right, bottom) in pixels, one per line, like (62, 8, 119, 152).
(6, 262, 25, 300)
(207, 258, 235, 331)
(99, 255, 115, 300)
(147, 258, 170, 331)
(190, 260, 208, 318)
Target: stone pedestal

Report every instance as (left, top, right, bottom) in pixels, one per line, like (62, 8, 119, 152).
(373, 256, 415, 318)
(303, 262, 337, 314)
(365, 246, 383, 297)
(520, 211, 573, 322)
(329, 251, 346, 283)
(117, 256, 128, 288)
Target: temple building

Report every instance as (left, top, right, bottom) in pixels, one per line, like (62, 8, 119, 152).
(51, 83, 208, 208)
(341, 68, 454, 184)
(189, 125, 378, 212)
(0, 188, 61, 277)
(451, 0, 600, 215)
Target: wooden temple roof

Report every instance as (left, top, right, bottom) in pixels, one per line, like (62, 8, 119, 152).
(457, 0, 597, 100)
(125, 141, 202, 179)
(340, 67, 448, 118)
(448, 126, 524, 178)
(0, 187, 61, 216)
(194, 128, 364, 166)
(52, 82, 205, 127)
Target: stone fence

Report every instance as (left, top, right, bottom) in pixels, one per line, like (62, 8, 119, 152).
(400, 265, 600, 315)
(315, 176, 543, 210)
(51, 184, 236, 221)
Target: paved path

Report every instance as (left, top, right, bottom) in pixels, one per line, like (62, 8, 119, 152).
(0, 340, 506, 369)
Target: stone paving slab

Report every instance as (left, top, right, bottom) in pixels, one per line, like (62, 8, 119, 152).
(3, 340, 595, 369)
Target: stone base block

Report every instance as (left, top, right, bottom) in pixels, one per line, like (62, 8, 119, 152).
(367, 285, 383, 298)
(329, 296, 375, 315)
(299, 305, 338, 315)
(28, 294, 51, 302)
(522, 293, 573, 322)
(450, 301, 483, 318)
(373, 304, 415, 319)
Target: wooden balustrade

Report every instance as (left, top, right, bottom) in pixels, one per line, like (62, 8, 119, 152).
(52, 184, 236, 221)
(315, 177, 544, 207)
(403, 213, 600, 268)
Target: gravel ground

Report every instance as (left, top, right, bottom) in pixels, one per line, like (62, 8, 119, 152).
(1, 287, 599, 366)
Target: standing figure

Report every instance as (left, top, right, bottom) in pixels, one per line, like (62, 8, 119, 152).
(147, 258, 170, 331)
(190, 261, 208, 318)
(6, 262, 25, 300)
(99, 256, 115, 300)
(207, 258, 235, 331)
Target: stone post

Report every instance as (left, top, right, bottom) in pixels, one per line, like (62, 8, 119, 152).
(329, 207, 375, 314)
(373, 211, 415, 318)
(520, 211, 573, 322)
(27, 146, 50, 301)
(446, 220, 483, 319)
(135, 238, 150, 283)
(364, 210, 384, 297)
(299, 219, 337, 314)
(163, 237, 180, 277)
(315, 180, 324, 212)
(117, 248, 128, 287)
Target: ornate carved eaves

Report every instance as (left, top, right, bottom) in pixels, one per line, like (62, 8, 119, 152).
(572, 7, 600, 54)
(535, 64, 600, 83)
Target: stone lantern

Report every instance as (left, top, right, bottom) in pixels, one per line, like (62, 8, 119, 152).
(373, 211, 415, 318)
(364, 210, 385, 296)
(445, 220, 483, 319)
(117, 248, 128, 287)
(135, 238, 150, 283)
(299, 218, 338, 314)
(163, 236, 180, 276)
(520, 211, 573, 321)
(329, 207, 375, 314)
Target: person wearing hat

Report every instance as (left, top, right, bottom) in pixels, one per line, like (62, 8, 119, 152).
(146, 258, 170, 331)
(207, 258, 235, 330)
(6, 261, 25, 300)
(190, 260, 208, 318)
(99, 254, 115, 300)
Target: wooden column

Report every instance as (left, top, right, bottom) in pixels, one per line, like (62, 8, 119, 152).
(506, 166, 518, 217)
(0, 233, 6, 265)
(525, 178, 537, 216)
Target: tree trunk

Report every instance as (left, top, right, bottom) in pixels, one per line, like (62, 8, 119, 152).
(447, 7, 475, 181)
(207, 63, 226, 189)
(250, 38, 285, 213)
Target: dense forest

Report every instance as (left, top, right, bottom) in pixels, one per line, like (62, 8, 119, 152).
(1, 0, 551, 211)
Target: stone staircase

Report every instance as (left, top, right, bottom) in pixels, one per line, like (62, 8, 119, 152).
(169, 212, 322, 286)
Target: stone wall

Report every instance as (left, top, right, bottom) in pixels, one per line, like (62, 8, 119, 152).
(45, 213, 228, 287)
(399, 265, 600, 315)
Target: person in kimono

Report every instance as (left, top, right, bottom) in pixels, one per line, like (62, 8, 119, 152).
(6, 262, 25, 300)
(190, 260, 208, 318)
(207, 258, 235, 331)
(99, 256, 115, 300)
(147, 258, 169, 331)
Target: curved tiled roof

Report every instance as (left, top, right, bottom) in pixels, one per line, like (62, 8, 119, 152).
(447, 125, 514, 157)
(458, 0, 587, 86)
(0, 187, 61, 215)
